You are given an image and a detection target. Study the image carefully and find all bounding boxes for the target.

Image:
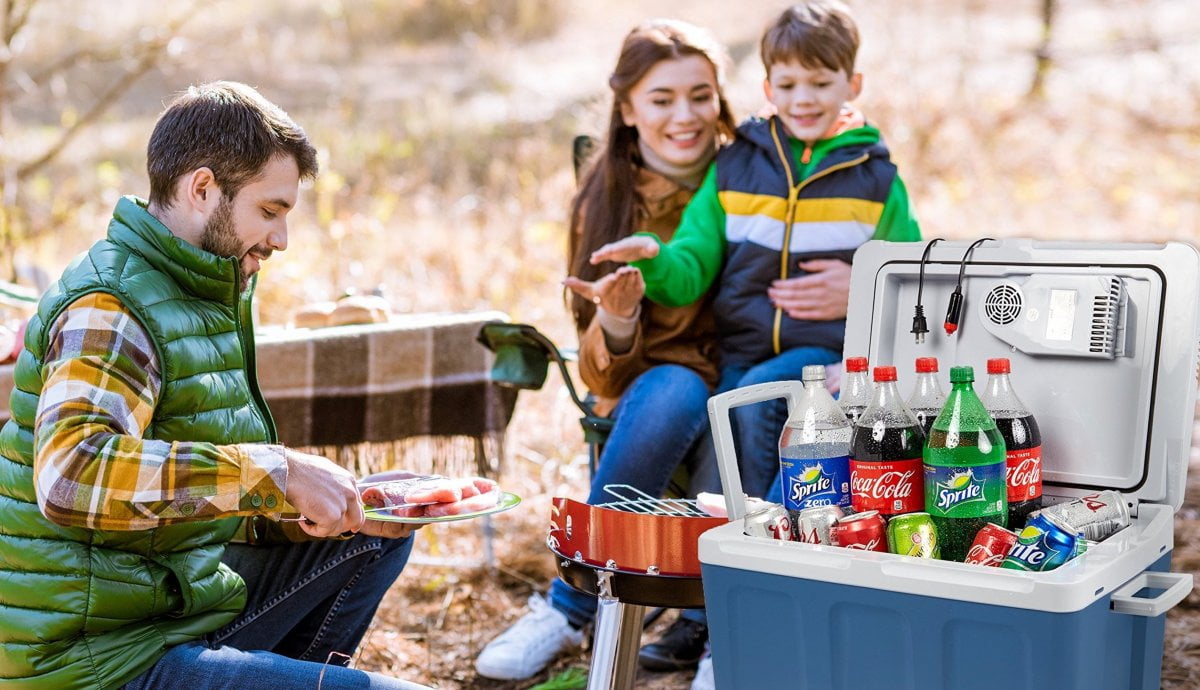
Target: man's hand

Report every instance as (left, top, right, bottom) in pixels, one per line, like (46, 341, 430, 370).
(564, 266, 645, 318)
(283, 449, 365, 538)
(358, 520, 421, 539)
(589, 236, 659, 265)
(768, 259, 852, 321)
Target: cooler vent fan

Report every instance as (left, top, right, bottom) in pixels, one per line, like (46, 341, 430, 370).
(1089, 277, 1125, 355)
(983, 284, 1023, 325)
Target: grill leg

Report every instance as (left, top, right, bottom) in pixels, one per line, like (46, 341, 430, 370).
(588, 572, 645, 690)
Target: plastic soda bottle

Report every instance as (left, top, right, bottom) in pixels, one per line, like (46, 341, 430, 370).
(906, 357, 946, 437)
(924, 365, 1009, 561)
(839, 357, 871, 423)
(849, 366, 925, 518)
(779, 365, 853, 516)
(981, 357, 1043, 527)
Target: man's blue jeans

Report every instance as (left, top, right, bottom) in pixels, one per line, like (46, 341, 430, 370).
(124, 532, 426, 689)
(548, 363, 712, 628)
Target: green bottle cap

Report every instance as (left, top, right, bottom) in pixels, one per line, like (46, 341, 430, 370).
(949, 365, 975, 383)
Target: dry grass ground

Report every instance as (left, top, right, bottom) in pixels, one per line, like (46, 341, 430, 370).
(5, 1, 1200, 688)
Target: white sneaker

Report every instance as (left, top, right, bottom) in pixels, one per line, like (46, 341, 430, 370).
(690, 651, 715, 690)
(475, 594, 584, 680)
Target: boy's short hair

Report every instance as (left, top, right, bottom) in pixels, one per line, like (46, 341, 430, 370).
(147, 81, 318, 208)
(761, 1, 860, 76)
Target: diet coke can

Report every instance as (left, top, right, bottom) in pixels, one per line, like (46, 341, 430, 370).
(964, 523, 1019, 567)
(1033, 490, 1130, 542)
(744, 503, 793, 541)
(794, 505, 844, 545)
(830, 510, 887, 552)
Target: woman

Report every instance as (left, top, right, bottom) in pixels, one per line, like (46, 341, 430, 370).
(475, 19, 735, 684)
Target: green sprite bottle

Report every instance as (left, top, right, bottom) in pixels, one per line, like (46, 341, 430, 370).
(923, 365, 1008, 561)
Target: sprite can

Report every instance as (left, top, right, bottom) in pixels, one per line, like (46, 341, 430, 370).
(886, 512, 940, 558)
(1001, 512, 1078, 572)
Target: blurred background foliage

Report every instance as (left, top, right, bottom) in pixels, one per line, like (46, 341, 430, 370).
(2, 0, 1199, 347)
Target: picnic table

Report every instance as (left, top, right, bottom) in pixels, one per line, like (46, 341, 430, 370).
(0, 311, 518, 478)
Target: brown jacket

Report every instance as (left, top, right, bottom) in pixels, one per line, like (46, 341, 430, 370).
(576, 166, 720, 416)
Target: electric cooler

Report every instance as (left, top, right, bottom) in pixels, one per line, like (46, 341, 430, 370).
(700, 239, 1198, 690)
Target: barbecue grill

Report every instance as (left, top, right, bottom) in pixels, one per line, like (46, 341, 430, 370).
(548, 485, 726, 690)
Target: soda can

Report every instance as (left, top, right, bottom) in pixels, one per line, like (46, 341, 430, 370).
(1033, 490, 1130, 542)
(1001, 512, 1078, 572)
(793, 505, 844, 545)
(964, 523, 1019, 567)
(744, 503, 794, 541)
(830, 510, 888, 552)
(886, 512, 939, 558)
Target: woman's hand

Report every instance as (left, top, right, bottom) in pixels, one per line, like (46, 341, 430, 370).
(564, 266, 645, 318)
(768, 259, 852, 321)
(589, 236, 659, 265)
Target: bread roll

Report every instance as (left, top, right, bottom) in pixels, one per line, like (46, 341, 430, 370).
(328, 295, 391, 326)
(292, 301, 337, 329)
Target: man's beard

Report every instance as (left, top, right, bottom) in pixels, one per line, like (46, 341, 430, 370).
(198, 197, 252, 293)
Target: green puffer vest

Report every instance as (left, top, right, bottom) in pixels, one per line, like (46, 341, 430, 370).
(0, 196, 278, 689)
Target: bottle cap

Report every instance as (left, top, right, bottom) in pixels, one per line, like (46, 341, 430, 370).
(987, 358, 1011, 374)
(873, 365, 897, 382)
(845, 357, 868, 373)
(802, 365, 826, 381)
(915, 357, 938, 373)
(949, 365, 975, 383)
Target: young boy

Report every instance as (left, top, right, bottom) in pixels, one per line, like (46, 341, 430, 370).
(592, 0, 921, 500)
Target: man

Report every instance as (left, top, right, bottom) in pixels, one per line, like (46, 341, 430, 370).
(0, 82, 428, 689)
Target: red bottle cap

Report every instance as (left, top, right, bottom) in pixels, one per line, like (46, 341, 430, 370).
(987, 358, 1011, 374)
(845, 357, 868, 373)
(873, 365, 897, 382)
(915, 357, 938, 373)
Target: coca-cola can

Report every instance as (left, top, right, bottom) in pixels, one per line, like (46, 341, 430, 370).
(829, 510, 887, 552)
(793, 505, 844, 545)
(744, 503, 793, 541)
(964, 523, 1019, 567)
(1033, 490, 1130, 542)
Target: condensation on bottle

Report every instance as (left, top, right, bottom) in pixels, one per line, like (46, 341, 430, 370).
(778, 365, 853, 517)
(838, 356, 872, 424)
(906, 357, 946, 438)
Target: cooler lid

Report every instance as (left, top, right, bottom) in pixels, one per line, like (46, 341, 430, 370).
(845, 239, 1200, 512)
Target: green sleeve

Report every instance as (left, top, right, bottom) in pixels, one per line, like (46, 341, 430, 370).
(632, 164, 726, 307)
(872, 174, 922, 242)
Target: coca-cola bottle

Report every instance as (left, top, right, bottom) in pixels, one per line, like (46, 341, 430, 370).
(906, 357, 946, 437)
(981, 357, 1043, 527)
(924, 366, 1008, 561)
(779, 365, 853, 517)
(849, 366, 925, 518)
(839, 356, 871, 423)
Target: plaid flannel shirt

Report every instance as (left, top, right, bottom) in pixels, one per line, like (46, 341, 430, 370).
(33, 292, 289, 531)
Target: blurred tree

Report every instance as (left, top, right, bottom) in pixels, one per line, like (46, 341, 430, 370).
(0, 0, 192, 282)
(1028, 0, 1057, 100)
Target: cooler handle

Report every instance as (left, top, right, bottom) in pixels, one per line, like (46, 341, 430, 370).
(708, 381, 806, 522)
(1110, 572, 1193, 617)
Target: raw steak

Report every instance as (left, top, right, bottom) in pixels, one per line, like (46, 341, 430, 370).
(361, 476, 502, 518)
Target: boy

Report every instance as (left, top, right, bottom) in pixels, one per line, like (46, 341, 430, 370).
(593, 0, 920, 500)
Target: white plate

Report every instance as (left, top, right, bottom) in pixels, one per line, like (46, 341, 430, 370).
(364, 491, 521, 524)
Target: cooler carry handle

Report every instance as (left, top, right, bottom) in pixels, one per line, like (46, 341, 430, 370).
(1110, 572, 1193, 617)
(708, 381, 806, 522)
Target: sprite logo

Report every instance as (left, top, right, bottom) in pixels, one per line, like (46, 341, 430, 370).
(935, 469, 984, 511)
(790, 463, 833, 503)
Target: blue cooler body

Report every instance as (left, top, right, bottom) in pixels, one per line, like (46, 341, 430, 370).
(701, 240, 1198, 690)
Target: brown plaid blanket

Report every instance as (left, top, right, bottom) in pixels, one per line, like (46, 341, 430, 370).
(0, 311, 519, 475)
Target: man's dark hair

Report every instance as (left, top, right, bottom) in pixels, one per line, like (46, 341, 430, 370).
(147, 81, 318, 207)
(761, 1, 860, 76)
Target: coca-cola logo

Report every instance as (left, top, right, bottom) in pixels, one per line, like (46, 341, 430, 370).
(1082, 493, 1107, 512)
(851, 471, 915, 499)
(1007, 457, 1042, 488)
(798, 527, 819, 544)
(844, 538, 881, 551)
(965, 543, 1004, 566)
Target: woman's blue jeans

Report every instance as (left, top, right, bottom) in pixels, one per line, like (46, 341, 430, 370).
(123, 532, 425, 689)
(548, 363, 713, 628)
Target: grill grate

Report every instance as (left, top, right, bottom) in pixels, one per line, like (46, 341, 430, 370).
(597, 484, 711, 517)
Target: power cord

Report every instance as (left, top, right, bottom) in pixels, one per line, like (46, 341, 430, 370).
(911, 238, 943, 344)
(944, 237, 994, 336)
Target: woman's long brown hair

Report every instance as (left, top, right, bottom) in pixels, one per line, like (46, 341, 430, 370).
(567, 20, 736, 331)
